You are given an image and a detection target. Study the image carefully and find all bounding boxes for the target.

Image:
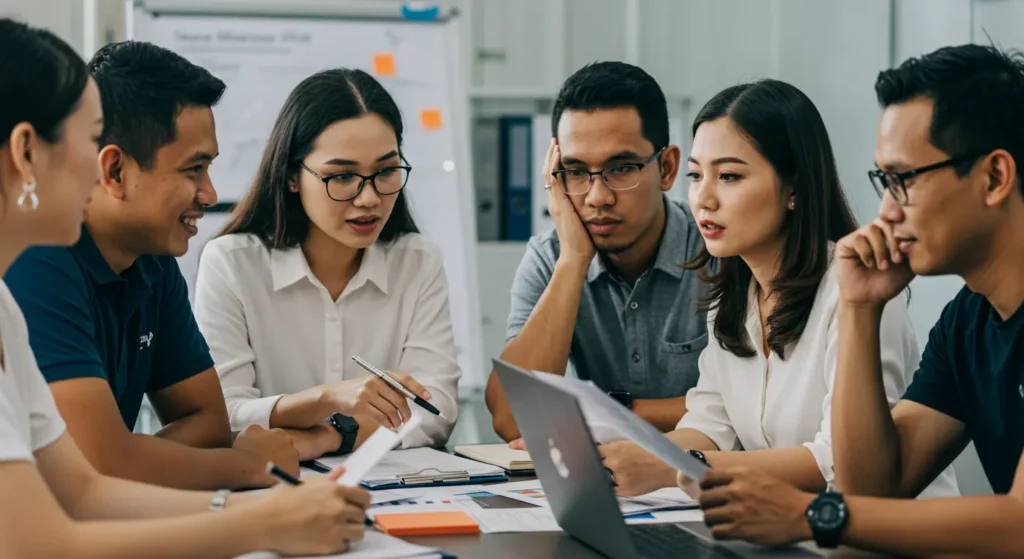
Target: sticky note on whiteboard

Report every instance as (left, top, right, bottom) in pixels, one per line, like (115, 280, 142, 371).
(420, 109, 443, 130)
(373, 53, 396, 76)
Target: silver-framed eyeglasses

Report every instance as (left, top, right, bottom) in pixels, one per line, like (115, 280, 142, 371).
(551, 147, 666, 195)
(300, 161, 412, 202)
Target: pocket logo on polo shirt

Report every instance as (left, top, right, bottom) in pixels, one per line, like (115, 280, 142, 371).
(139, 332, 154, 349)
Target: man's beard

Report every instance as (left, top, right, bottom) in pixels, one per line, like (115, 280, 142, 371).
(594, 237, 638, 255)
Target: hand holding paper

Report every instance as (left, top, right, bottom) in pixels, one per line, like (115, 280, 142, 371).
(531, 371, 710, 482)
(337, 412, 424, 487)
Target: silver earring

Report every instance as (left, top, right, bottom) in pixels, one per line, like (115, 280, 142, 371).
(788, 200, 795, 210)
(18, 178, 39, 212)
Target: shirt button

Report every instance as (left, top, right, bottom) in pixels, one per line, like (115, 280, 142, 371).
(632, 352, 641, 363)
(629, 302, 639, 310)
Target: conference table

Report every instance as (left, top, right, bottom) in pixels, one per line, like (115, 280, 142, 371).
(397, 474, 882, 559)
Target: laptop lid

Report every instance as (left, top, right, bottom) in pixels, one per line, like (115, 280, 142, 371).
(494, 359, 640, 559)
(493, 358, 825, 559)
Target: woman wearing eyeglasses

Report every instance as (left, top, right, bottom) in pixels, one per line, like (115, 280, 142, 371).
(194, 69, 459, 459)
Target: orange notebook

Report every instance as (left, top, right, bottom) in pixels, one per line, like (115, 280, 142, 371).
(373, 511, 480, 536)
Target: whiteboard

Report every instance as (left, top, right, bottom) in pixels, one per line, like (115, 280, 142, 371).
(130, 0, 486, 392)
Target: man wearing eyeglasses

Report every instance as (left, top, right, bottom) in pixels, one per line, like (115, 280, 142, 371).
(485, 62, 708, 496)
(685, 44, 1024, 556)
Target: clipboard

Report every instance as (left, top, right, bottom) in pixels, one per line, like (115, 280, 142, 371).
(362, 465, 509, 489)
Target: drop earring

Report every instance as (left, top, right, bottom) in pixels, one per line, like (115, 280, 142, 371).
(18, 178, 39, 212)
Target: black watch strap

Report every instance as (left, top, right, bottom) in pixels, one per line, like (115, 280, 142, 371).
(328, 413, 359, 455)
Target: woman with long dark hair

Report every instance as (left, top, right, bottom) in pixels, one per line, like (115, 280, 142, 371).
(195, 69, 459, 459)
(673, 79, 958, 497)
(0, 19, 367, 557)
(603, 79, 957, 500)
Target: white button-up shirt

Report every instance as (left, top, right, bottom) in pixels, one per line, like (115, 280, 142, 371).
(677, 260, 959, 497)
(194, 232, 460, 448)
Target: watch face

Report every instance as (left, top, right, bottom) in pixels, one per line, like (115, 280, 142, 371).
(809, 499, 847, 531)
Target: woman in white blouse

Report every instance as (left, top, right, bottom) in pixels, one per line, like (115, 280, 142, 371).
(195, 68, 460, 460)
(602, 79, 958, 499)
(0, 19, 367, 557)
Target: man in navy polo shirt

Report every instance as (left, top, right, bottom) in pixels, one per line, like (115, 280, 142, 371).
(677, 44, 1024, 556)
(5, 41, 301, 490)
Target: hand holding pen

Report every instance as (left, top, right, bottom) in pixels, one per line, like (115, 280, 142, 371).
(260, 463, 370, 555)
(351, 355, 446, 425)
(321, 357, 440, 430)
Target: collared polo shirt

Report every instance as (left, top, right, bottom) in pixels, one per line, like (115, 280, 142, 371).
(4, 225, 214, 428)
(506, 196, 708, 398)
(902, 286, 1024, 494)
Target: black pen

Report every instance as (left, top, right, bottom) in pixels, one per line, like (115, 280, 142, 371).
(268, 462, 373, 527)
(301, 459, 331, 474)
(351, 355, 447, 420)
(266, 462, 302, 486)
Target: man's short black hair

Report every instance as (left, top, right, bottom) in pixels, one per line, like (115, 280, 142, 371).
(88, 41, 226, 169)
(551, 61, 669, 152)
(875, 44, 1024, 182)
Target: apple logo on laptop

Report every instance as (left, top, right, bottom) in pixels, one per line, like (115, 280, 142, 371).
(548, 438, 570, 478)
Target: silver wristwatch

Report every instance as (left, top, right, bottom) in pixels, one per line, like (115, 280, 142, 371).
(209, 489, 230, 511)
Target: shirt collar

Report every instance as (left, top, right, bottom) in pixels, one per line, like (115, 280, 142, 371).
(73, 224, 162, 287)
(586, 196, 694, 283)
(271, 242, 389, 295)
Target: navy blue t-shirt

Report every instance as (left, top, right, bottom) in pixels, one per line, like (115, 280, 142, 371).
(902, 287, 1024, 494)
(4, 226, 214, 429)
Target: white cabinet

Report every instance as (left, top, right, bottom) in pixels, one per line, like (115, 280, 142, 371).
(469, 0, 565, 94)
(564, 0, 628, 77)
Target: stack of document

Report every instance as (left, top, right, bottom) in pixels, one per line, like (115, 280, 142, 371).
(321, 447, 508, 489)
(453, 443, 533, 473)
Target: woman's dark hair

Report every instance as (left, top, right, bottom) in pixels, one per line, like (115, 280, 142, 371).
(220, 68, 418, 247)
(685, 79, 858, 359)
(0, 18, 90, 145)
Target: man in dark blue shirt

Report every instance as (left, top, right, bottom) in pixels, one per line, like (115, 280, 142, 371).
(5, 41, 302, 490)
(678, 45, 1024, 556)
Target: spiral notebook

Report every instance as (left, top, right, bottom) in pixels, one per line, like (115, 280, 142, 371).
(452, 444, 533, 474)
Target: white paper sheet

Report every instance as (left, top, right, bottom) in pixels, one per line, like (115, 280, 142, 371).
(532, 372, 711, 481)
(471, 508, 562, 534)
(235, 529, 441, 559)
(492, 481, 695, 515)
(332, 413, 424, 487)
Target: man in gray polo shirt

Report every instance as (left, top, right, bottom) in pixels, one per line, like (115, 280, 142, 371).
(485, 62, 708, 461)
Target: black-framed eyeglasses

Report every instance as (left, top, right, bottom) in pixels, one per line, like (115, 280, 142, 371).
(868, 152, 985, 206)
(300, 161, 412, 202)
(551, 147, 666, 195)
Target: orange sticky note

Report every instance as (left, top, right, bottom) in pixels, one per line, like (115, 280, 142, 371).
(420, 109, 443, 130)
(373, 511, 479, 536)
(373, 53, 396, 76)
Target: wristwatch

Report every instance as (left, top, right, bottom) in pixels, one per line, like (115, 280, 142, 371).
(805, 491, 848, 549)
(209, 489, 230, 511)
(607, 390, 634, 410)
(328, 413, 359, 455)
(686, 449, 711, 468)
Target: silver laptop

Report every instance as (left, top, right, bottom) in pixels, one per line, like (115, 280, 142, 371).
(494, 358, 823, 559)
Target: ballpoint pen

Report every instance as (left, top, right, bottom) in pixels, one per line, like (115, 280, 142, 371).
(351, 355, 448, 421)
